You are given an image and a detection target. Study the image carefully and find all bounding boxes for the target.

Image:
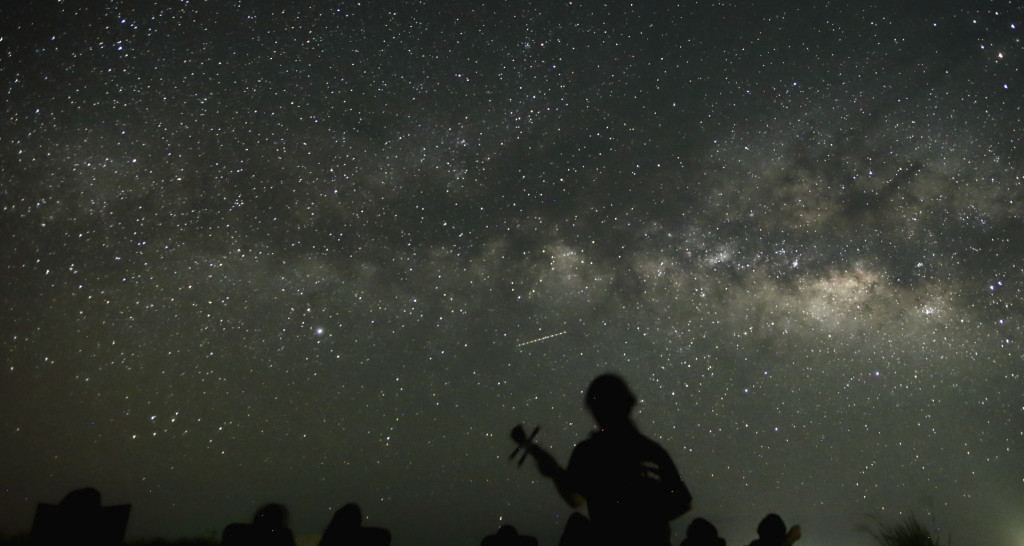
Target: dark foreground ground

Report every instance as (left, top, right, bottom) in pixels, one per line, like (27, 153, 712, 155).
(0, 535, 331, 546)
(0, 538, 218, 546)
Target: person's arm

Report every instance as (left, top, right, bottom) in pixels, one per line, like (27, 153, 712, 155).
(655, 444, 692, 519)
(784, 525, 801, 545)
(527, 444, 585, 508)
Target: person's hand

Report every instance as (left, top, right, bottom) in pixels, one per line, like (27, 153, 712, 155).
(785, 525, 802, 544)
(529, 445, 560, 477)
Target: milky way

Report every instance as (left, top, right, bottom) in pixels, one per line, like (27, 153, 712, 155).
(2, 2, 1022, 545)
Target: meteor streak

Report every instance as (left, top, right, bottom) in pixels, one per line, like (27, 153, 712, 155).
(515, 330, 567, 348)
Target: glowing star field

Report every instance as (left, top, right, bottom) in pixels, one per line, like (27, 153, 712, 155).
(1, 2, 1021, 545)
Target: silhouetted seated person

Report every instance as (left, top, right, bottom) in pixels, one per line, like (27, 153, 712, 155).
(222, 503, 296, 546)
(31, 487, 130, 546)
(680, 517, 726, 546)
(480, 525, 538, 546)
(514, 373, 692, 546)
(319, 503, 391, 546)
(748, 514, 800, 546)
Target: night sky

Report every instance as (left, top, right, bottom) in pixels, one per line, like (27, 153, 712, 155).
(2, 1, 1022, 545)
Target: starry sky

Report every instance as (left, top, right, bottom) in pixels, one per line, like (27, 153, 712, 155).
(1, 1, 1022, 545)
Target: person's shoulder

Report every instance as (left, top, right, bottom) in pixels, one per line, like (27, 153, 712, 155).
(569, 429, 606, 463)
(630, 433, 682, 471)
(631, 430, 671, 452)
(571, 431, 600, 453)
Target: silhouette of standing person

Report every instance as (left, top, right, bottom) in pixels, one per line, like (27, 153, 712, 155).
(516, 373, 692, 546)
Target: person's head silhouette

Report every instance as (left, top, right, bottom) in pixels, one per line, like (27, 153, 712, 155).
(59, 487, 102, 511)
(254, 503, 288, 531)
(757, 513, 786, 542)
(585, 374, 636, 427)
(335, 503, 362, 529)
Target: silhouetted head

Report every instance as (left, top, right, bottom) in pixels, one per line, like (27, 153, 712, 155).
(496, 525, 519, 537)
(585, 374, 636, 426)
(254, 503, 289, 530)
(333, 503, 362, 529)
(757, 513, 786, 541)
(59, 487, 101, 511)
(686, 517, 719, 540)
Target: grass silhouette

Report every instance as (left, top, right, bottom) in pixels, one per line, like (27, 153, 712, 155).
(869, 513, 948, 546)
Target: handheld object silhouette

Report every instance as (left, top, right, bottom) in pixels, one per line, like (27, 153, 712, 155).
(509, 424, 540, 466)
